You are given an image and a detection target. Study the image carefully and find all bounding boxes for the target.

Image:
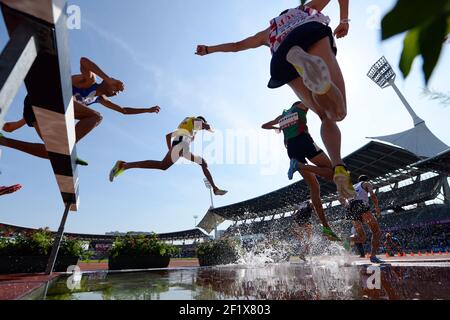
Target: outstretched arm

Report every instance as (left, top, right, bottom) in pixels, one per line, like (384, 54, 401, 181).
(2, 118, 26, 133)
(72, 57, 124, 91)
(196, 28, 270, 56)
(262, 116, 282, 131)
(99, 97, 160, 115)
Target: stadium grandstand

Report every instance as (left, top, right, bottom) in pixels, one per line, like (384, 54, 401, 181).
(0, 223, 210, 259)
(199, 111, 450, 254)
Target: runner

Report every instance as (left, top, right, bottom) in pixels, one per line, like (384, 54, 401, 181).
(291, 201, 314, 261)
(1, 57, 160, 164)
(341, 175, 383, 264)
(195, 0, 356, 199)
(384, 233, 403, 257)
(0, 184, 22, 196)
(262, 101, 339, 241)
(109, 116, 228, 196)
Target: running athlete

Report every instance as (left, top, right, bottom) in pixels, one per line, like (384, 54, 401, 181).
(196, 0, 356, 200)
(0, 184, 22, 196)
(384, 233, 403, 257)
(1, 57, 160, 164)
(109, 116, 228, 196)
(291, 201, 314, 261)
(341, 175, 383, 264)
(262, 101, 339, 241)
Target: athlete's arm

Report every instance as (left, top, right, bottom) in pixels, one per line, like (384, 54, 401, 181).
(365, 182, 381, 217)
(305, 0, 331, 11)
(334, 0, 350, 38)
(2, 118, 26, 133)
(196, 28, 270, 56)
(72, 57, 124, 91)
(99, 97, 160, 115)
(261, 116, 282, 131)
(166, 132, 174, 150)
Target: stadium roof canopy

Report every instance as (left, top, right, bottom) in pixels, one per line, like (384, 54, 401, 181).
(207, 141, 422, 222)
(413, 149, 450, 176)
(0, 223, 209, 242)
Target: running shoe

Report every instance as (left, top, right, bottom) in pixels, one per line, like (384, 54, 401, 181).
(370, 256, 384, 264)
(322, 226, 341, 242)
(288, 159, 300, 180)
(0, 184, 22, 196)
(109, 161, 125, 182)
(286, 46, 332, 95)
(333, 165, 356, 200)
(214, 189, 228, 196)
(76, 158, 89, 166)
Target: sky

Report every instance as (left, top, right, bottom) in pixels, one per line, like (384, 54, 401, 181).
(1, 0, 449, 235)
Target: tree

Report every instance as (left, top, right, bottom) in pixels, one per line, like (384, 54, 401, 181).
(382, 0, 450, 84)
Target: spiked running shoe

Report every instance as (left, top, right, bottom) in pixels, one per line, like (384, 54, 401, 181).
(370, 256, 384, 264)
(286, 46, 332, 95)
(214, 189, 228, 196)
(0, 184, 22, 196)
(322, 226, 341, 242)
(288, 158, 300, 180)
(334, 165, 356, 200)
(76, 158, 89, 166)
(109, 161, 125, 182)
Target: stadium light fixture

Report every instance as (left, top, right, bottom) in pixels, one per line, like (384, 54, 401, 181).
(367, 56, 424, 126)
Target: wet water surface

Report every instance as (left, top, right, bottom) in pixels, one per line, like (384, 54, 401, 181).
(29, 261, 450, 300)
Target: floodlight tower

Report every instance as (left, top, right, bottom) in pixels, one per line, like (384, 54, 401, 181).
(366, 56, 449, 158)
(367, 56, 424, 126)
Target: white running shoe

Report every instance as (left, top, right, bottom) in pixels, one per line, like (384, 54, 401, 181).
(214, 189, 228, 196)
(286, 46, 331, 95)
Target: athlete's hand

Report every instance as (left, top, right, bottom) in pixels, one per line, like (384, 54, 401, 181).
(334, 22, 349, 39)
(2, 123, 15, 132)
(149, 106, 161, 114)
(195, 45, 209, 56)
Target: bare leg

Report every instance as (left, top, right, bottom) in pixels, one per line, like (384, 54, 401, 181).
(352, 221, 367, 244)
(287, 38, 347, 167)
(362, 212, 381, 258)
(0, 122, 48, 159)
(73, 101, 103, 142)
(300, 152, 334, 181)
(183, 152, 222, 193)
(122, 148, 177, 171)
(300, 170, 331, 229)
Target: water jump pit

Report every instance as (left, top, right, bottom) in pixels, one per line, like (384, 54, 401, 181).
(24, 255, 450, 300)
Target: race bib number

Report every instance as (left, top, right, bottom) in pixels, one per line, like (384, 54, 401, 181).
(279, 113, 299, 129)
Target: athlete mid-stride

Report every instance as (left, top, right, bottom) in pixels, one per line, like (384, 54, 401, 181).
(0, 184, 22, 197)
(196, 0, 356, 200)
(0, 57, 160, 165)
(341, 175, 383, 264)
(109, 116, 228, 196)
(262, 101, 340, 241)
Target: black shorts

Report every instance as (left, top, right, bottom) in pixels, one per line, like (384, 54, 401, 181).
(346, 200, 370, 222)
(268, 22, 337, 89)
(287, 133, 323, 164)
(292, 201, 313, 226)
(23, 95, 36, 127)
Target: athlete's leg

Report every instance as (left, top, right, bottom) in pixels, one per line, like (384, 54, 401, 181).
(0, 122, 48, 159)
(182, 152, 226, 195)
(362, 212, 381, 259)
(300, 152, 334, 181)
(73, 101, 103, 142)
(121, 149, 178, 171)
(299, 170, 330, 229)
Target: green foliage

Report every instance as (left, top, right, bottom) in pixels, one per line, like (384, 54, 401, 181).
(196, 238, 241, 266)
(382, 0, 450, 83)
(0, 228, 89, 258)
(109, 234, 180, 258)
